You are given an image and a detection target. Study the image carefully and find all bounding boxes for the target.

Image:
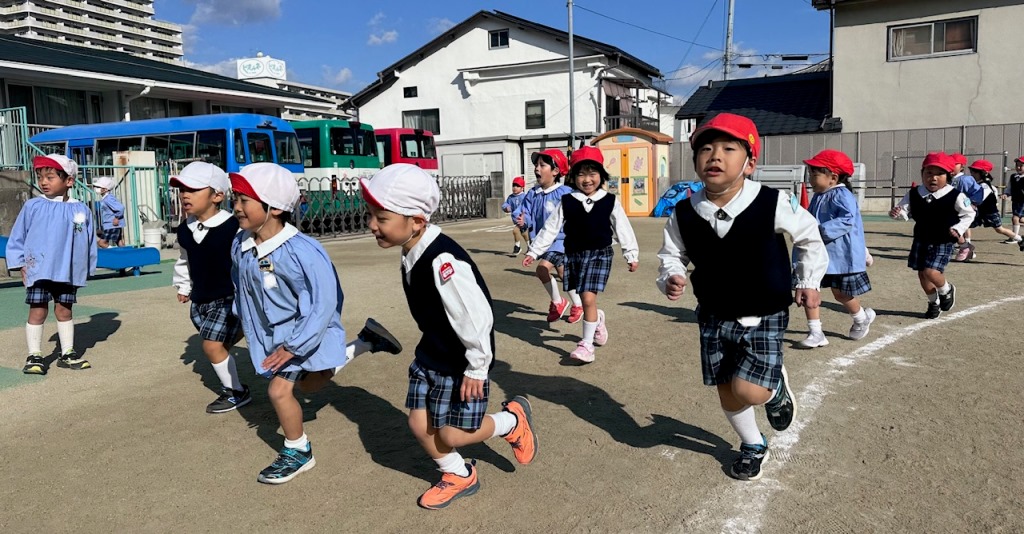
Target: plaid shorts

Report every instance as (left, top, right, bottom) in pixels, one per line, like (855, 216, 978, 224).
(189, 297, 241, 343)
(101, 227, 123, 243)
(1013, 201, 1024, 218)
(821, 272, 872, 297)
(273, 369, 308, 383)
(907, 240, 956, 272)
(405, 359, 489, 430)
(564, 246, 613, 293)
(25, 281, 77, 305)
(537, 250, 565, 268)
(971, 209, 1002, 228)
(697, 307, 788, 390)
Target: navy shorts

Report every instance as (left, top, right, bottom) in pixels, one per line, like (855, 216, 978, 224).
(907, 241, 956, 272)
(101, 227, 123, 243)
(189, 297, 241, 343)
(970, 209, 1002, 228)
(821, 272, 872, 297)
(405, 359, 489, 430)
(537, 250, 565, 268)
(25, 281, 77, 305)
(697, 307, 788, 390)
(564, 246, 613, 293)
(1013, 201, 1024, 218)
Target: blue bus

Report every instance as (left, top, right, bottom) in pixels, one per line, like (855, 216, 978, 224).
(29, 114, 303, 174)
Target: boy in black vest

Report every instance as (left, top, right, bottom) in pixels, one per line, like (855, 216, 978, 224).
(524, 146, 638, 363)
(171, 161, 252, 413)
(656, 113, 828, 481)
(360, 164, 538, 510)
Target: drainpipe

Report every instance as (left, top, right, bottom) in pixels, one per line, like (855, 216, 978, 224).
(123, 80, 155, 121)
(595, 54, 622, 133)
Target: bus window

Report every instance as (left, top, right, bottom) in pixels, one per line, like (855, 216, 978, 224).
(421, 134, 436, 159)
(275, 131, 301, 165)
(197, 129, 227, 169)
(36, 142, 66, 155)
(296, 128, 318, 167)
(233, 129, 246, 164)
(357, 129, 376, 157)
(376, 140, 388, 167)
(96, 138, 118, 165)
(145, 135, 170, 163)
(400, 135, 421, 158)
(248, 132, 272, 163)
(170, 133, 195, 161)
(120, 137, 143, 152)
(330, 128, 356, 156)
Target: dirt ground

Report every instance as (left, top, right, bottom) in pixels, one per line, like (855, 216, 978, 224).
(1, 216, 1023, 533)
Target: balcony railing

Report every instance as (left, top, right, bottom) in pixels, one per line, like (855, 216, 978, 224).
(604, 114, 660, 132)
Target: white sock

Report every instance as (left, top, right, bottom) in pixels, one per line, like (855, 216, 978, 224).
(568, 290, 582, 307)
(581, 320, 598, 344)
(346, 338, 372, 360)
(488, 411, 518, 438)
(851, 308, 867, 322)
(56, 320, 75, 355)
(515, 241, 521, 247)
(543, 280, 561, 302)
(1014, 224, 1020, 236)
(807, 319, 823, 334)
(434, 451, 469, 477)
(724, 406, 763, 446)
(927, 291, 939, 303)
(937, 282, 952, 296)
(211, 357, 243, 391)
(284, 433, 309, 451)
(26, 323, 43, 355)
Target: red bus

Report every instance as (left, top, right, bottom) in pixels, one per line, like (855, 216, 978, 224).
(375, 128, 438, 172)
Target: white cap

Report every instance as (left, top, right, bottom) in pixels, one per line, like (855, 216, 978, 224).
(92, 176, 116, 191)
(229, 162, 300, 212)
(170, 161, 230, 193)
(359, 163, 440, 220)
(33, 154, 77, 177)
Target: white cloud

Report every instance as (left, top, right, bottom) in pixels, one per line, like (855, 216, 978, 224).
(186, 0, 281, 26)
(322, 65, 353, 87)
(180, 23, 200, 55)
(183, 57, 239, 78)
(368, 11, 386, 27)
(427, 17, 456, 35)
(367, 30, 398, 46)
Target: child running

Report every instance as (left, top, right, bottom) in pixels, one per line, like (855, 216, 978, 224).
(1002, 156, 1024, 243)
(966, 159, 1021, 251)
(501, 175, 529, 255)
(361, 163, 537, 510)
(949, 153, 984, 261)
(92, 176, 124, 248)
(512, 149, 585, 323)
(524, 146, 639, 363)
(795, 150, 875, 349)
(230, 162, 402, 484)
(9, 155, 97, 374)
(889, 152, 975, 318)
(656, 113, 828, 481)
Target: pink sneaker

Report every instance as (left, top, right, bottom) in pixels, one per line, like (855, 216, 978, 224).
(594, 310, 608, 346)
(570, 341, 595, 363)
(953, 246, 971, 262)
(546, 299, 569, 322)
(567, 305, 583, 324)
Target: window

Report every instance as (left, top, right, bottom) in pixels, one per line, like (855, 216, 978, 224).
(526, 100, 545, 129)
(404, 86, 418, 98)
(196, 129, 227, 169)
(399, 134, 436, 160)
(247, 132, 272, 163)
(274, 131, 301, 164)
(402, 109, 440, 135)
(296, 128, 319, 167)
(233, 129, 246, 164)
(489, 29, 509, 49)
(889, 17, 977, 60)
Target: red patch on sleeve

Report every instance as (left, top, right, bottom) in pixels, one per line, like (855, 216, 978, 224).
(439, 262, 455, 282)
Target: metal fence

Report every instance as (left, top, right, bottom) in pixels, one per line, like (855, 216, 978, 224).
(0, 106, 32, 171)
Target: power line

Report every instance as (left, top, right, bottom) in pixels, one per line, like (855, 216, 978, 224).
(668, 0, 721, 78)
(574, 3, 724, 52)
(665, 57, 722, 81)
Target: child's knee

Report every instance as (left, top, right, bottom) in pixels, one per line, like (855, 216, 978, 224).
(437, 426, 467, 448)
(408, 410, 430, 439)
(267, 378, 295, 404)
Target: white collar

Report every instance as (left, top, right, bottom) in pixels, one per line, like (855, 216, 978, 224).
(692, 179, 761, 220)
(402, 224, 441, 273)
(41, 194, 78, 203)
(187, 210, 233, 231)
(240, 223, 299, 258)
(571, 189, 607, 203)
(917, 184, 954, 199)
(541, 182, 564, 193)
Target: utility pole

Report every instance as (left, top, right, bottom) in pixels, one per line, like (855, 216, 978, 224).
(723, 0, 735, 80)
(568, 0, 576, 149)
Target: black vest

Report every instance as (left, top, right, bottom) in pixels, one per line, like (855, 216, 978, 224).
(1010, 174, 1024, 202)
(402, 233, 496, 376)
(562, 193, 615, 253)
(675, 186, 793, 319)
(177, 216, 239, 304)
(907, 188, 960, 244)
(979, 186, 998, 215)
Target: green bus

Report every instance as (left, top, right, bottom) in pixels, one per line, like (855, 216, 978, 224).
(290, 119, 380, 190)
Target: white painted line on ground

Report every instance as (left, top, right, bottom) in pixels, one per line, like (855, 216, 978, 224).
(686, 294, 1024, 534)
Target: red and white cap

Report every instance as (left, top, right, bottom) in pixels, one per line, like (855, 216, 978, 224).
(360, 163, 440, 220)
(92, 177, 116, 191)
(229, 162, 300, 212)
(968, 159, 994, 173)
(512, 175, 526, 187)
(171, 161, 230, 193)
(951, 153, 968, 166)
(33, 154, 77, 177)
(690, 113, 761, 160)
(803, 149, 854, 177)
(922, 152, 956, 172)
(531, 148, 570, 176)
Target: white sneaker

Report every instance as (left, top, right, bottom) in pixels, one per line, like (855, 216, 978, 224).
(797, 331, 829, 348)
(848, 308, 876, 340)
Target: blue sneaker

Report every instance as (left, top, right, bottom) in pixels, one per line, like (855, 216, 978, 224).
(257, 444, 316, 484)
(729, 435, 769, 481)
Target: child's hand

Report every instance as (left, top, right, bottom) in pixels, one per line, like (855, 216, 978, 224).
(888, 206, 903, 219)
(460, 377, 485, 402)
(516, 214, 525, 226)
(262, 346, 295, 373)
(665, 274, 687, 301)
(1001, 194, 1009, 200)
(177, 294, 190, 303)
(627, 262, 638, 272)
(794, 288, 821, 309)
(522, 256, 534, 268)
(503, 206, 510, 213)
(113, 217, 120, 227)
(20, 269, 26, 287)
(950, 228, 961, 238)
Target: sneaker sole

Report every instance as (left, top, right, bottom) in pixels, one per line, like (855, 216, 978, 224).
(509, 395, 538, 465)
(207, 394, 253, 414)
(56, 360, 91, 370)
(257, 456, 316, 484)
(796, 338, 829, 348)
(594, 309, 608, 346)
(22, 365, 46, 375)
(848, 309, 876, 341)
(769, 366, 797, 432)
(418, 479, 481, 510)
(730, 449, 770, 481)
(363, 319, 403, 354)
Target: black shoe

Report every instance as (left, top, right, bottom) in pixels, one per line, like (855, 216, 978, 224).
(56, 350, 91, 370)
(513, 244, 522, 255)
(22, 355, 47, 375)
(939, 284, 956, 312)
(764, 365, 796, 432)
(925, 301, 941, 319)
(729, 435, 769, 481)
(206, 385, 252, 414)
(358, 318, 403, 354)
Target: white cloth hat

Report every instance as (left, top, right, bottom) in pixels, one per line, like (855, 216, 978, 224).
(170, 161, 230, 193)
(33, 154, 77, 177)
(229, 162, 300, 212)
(92, 176, 116, 190)
(359, 163, 440, 220)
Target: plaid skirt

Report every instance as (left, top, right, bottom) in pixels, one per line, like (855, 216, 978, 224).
(821, 272, 872, 297)
(537, 250, 565, 268)
(405, 359, 489, 430)
(189, 297, 241, 343)
(101, 227, 123, 243)
(564, 246, 614, 293)
(907, 240, 956, 273)
(697, 307, 788, 390)
(25, 281, 77, 305)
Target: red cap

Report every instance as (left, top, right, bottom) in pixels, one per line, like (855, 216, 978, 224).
(922, 152, 956, 173)
(531, 149, 569, 175)
(951, 153, 968, 166)
(968, 159, 994, 173)
(690, 113, 760, 160)
(229, 173, 263, 204)
(569, 146, 604, 168)
(1015, 156, 1024, 163)
(803, 149, 854, 177)
(512, 176, 526, 187)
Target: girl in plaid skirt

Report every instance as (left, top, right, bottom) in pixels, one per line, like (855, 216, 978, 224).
(796, 150, 876, 348)
(524, 146, 638, 363)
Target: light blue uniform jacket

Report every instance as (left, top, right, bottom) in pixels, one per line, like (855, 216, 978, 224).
(7, 196, 97, 287)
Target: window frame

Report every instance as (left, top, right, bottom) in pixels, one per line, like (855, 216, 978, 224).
(403, 86, 418, 98)
(525, 100, 546, 129)
(402, 109, 441, 135)
(887, 16, 978, 61)
(488, 29, 509, 49)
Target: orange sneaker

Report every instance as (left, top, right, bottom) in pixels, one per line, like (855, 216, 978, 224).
(417, 461, 479, 510)
(546, 299, 569, 322)
(502, 395, 538, 465)
(567, 305, 584, 324)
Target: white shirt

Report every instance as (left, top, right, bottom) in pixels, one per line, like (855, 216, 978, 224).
(527, 189, 640, 262)
(172, 210, 238, 296)
(894, 184, 975, 235)
(403, 225, 495, 381)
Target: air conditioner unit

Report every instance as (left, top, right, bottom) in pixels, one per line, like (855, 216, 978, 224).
(821, 117, 843, 132)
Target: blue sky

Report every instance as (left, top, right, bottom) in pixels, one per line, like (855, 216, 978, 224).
(156, 0, 830, 100)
